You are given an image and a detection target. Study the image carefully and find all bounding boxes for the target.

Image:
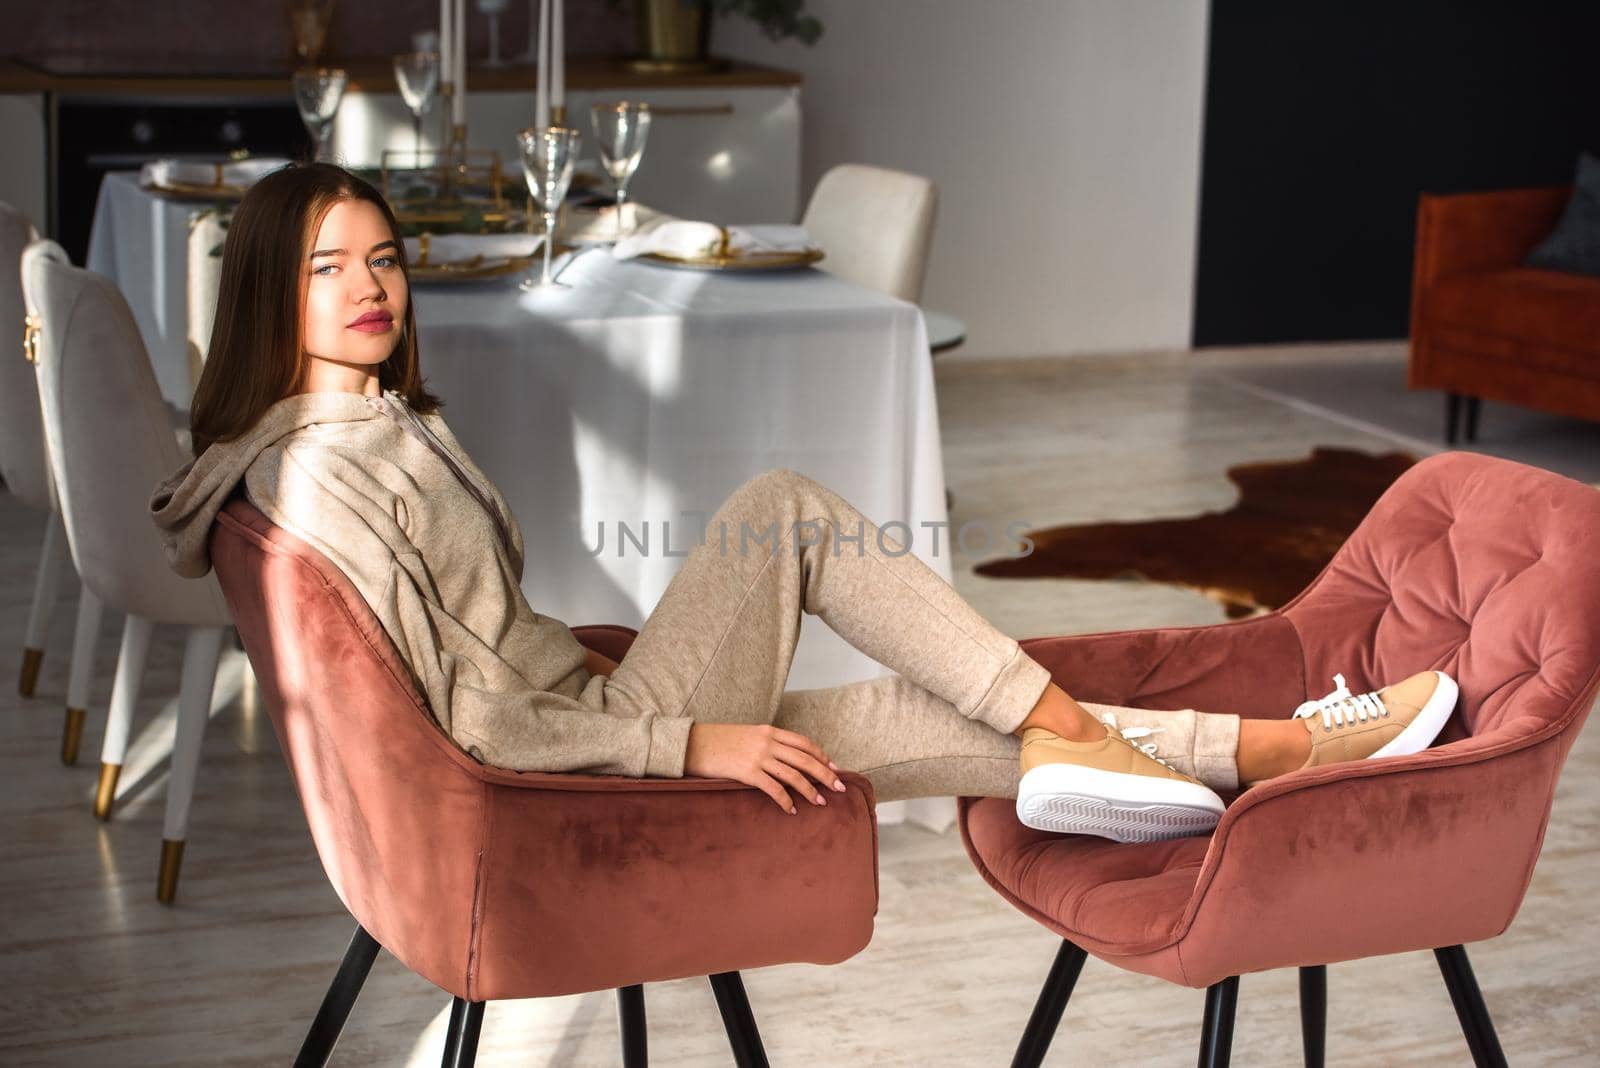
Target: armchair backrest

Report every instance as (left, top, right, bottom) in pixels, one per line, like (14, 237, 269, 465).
(1283, 451, 1600, 752)
(0, 201, 52, 511)
(209, 497, 487, 994)
(802, 163, 938, 304)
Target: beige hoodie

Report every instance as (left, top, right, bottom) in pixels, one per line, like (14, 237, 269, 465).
(148, 389, 691, 778)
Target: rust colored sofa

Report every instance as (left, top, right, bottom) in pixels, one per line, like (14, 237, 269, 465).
(960, 452, 1600, 1067)
(1409, 184, 1600, 443)
(208, 498, 880, 1067)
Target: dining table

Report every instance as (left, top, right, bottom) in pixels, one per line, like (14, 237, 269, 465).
(87, 169, 960, 829)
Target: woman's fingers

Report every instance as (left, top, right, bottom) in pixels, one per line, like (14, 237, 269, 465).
(750, 769, 798, 814)
(775, 743, 846, 794)
(765, 757, 828, 806)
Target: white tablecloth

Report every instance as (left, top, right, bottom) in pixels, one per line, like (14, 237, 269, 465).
(88, 172, 960, 830)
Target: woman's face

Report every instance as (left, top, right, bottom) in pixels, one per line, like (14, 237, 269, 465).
(300, 197, 409, 394)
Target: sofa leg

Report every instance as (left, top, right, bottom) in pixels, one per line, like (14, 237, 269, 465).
(1010, 939, 1088, 1068)
(1445, 392, 1461, 445)
(1299, 965, 1326, 1068)
(1198, 975, 1239, 1068)
(617, 984, 647, 1067)
(709, 971, 769, 1068)
(1464, 396, 1482, 443)
(294, 925, 381, 1068)
(1435, 945, 1508, 1068)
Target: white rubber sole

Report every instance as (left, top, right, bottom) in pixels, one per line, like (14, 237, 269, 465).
(1015, 762, 1226, 843)
(1370, 671, 1459, 760)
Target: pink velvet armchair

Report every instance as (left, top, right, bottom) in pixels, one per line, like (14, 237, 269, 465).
(961, 451, 1600, 1067)
(208, 497, 880, 1067)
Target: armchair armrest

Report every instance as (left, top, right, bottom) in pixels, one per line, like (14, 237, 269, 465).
(471, 764, 880, 1000)
(1169, 728, 1567, 987)
(1411, 186, 1570, 291)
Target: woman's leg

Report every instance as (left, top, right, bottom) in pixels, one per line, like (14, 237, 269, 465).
(602, 468, 1054, 743)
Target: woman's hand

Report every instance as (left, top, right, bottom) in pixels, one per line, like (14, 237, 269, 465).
(684, 723, 848, 814)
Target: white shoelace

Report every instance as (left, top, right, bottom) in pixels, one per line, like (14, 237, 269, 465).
(1097, 711, 1178, 772)
(1292, 673, 1390, 730)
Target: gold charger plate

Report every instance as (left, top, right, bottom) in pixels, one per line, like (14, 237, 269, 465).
(408, 242, 576, 284)
(140, 180, 250, 201)
(638, 247, 825, 272)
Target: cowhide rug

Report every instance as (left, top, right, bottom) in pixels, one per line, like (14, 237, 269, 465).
(973, 446, 1417, 618)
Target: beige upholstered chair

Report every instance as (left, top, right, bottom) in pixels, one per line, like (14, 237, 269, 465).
(2, 202, 106, 763)
(185, 209, 227, 395)
(800, 163, 939, 303)
(21, 238, 232, 903)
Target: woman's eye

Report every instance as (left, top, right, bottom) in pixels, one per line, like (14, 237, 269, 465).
(372, 255, 397, 268)
(313, 263, 337, 276)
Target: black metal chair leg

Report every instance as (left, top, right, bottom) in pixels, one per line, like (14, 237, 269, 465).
(1434, 945, 1509, 1068)
(1446, 392, 1462, 445)
(295, 925, 381, 1068)
(708, 972, 769, 1068)
(1299, 965, 1326, 1068)
(439, 997, 466, 1068)
(1197, 975, 1239, 1068)
(447, 1000, 486, 1068)
(1010, 939, 1089, 1068)
(618, 984, 647, 1067)
(1464, 396, 1482, 443)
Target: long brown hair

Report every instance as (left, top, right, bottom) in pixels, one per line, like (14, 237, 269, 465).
(189, 161, 440, 456)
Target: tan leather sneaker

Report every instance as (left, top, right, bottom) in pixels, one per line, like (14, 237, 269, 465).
(1016, 723, 1226, 843)
(1242, 670, 1459, 788)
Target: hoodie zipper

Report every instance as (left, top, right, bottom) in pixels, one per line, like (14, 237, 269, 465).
(365, 390, 516, 560)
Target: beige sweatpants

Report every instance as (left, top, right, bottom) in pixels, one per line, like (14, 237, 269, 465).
(603, 468, 1214, 803)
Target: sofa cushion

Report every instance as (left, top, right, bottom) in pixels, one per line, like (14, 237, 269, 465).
(1525, 152, 1600, 276)
(1420, 267, 1600, 378)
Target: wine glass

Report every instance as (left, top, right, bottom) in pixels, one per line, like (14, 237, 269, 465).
(517, 126, 581, 289)
(590, 101, 652, 241)
(293, 67, 348, 162)
(392, 51, 440, 159)
(476, 0, 513, 69)
(287, 0, 336, 65)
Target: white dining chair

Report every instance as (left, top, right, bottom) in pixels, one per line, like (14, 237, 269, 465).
(185, 209, 227, 394)
(2, 201, 108, 765)
(800, 163, 939, 304)
(21, 238, 232, 904)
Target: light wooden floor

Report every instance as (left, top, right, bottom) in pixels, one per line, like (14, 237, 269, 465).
(2, 346, 1595, 1065)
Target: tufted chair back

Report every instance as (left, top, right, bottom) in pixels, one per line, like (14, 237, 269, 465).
(1282, 450, 1600, 752)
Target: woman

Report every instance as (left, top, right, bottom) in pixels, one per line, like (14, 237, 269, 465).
(149, 163, 1458, 843)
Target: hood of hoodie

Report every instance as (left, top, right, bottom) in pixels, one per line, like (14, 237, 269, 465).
(150, 391, 387, 579)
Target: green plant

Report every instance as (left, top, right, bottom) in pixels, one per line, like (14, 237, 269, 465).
(612, 0, 824, 46)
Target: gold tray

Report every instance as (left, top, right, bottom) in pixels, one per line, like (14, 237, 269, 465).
(141, 179, 250, 201)
(638, 247, 825, 272)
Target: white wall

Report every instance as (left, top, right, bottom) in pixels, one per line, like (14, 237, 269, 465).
(715, 0, 1210, 358)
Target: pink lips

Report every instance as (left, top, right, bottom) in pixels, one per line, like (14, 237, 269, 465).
(347, 310, 393, 333)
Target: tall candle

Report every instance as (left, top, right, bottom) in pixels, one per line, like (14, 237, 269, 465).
(439, 0, 452, 97)
(534, 0, 550, 129)
(551, 0, 564, 115)
(453, 0, 467, 126)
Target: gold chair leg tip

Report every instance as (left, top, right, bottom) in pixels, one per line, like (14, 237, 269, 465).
(18, 648, 43, 696)
(157, 839, 185, 904)
(60, 707, 86, 766)
(93, 763, 121, 821)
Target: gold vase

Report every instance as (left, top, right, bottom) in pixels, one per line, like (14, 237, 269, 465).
(630, 0, 722, 73)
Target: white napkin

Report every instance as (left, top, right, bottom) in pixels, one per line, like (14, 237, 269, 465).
(612, 220, 814, 260)
(402, 232, 543, 266)
(140, 157, 293, 189)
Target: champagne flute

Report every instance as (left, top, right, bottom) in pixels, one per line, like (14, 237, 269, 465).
(476, 0, 513, 69)
(292, 67, 348, 163)
(590, 101, 652, 241)
(518, 126, 581, 289)
(392, 51, 441, 160)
